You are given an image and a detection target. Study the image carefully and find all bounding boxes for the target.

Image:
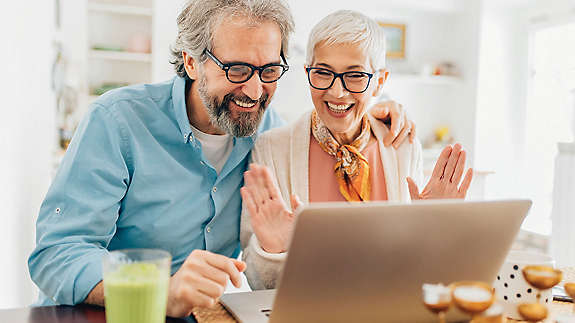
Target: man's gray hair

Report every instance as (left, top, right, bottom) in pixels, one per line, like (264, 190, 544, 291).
(170, 0, 295, 79)
(306, 10, 387, 71)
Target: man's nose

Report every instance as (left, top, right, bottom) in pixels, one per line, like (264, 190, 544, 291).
(326, 76, 348, 98)
(241, 73, 264, 101)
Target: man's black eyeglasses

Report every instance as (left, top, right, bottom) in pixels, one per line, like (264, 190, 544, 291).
(203, 49, 290, 84)
(305, 67, 374, 93)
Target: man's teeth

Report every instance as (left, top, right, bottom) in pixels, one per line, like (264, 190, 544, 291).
(234, 99, 256, 108)
(327, 102, 352, 112)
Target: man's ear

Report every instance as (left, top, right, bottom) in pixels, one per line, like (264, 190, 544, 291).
(372, 69, 389, 97)
(182, 51, 199, 80)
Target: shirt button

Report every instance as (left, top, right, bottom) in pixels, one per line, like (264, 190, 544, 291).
(206, 227, 211, 233)
(212, 186, 217, 193)
(55, 208, 61, 214)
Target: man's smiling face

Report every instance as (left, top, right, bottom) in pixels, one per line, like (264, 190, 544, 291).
(195, 16, 283, 137)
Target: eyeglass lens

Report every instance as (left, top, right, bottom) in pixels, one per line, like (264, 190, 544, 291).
(308, 68, 371, 93)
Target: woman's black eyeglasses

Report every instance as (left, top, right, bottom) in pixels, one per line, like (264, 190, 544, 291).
(203, 49, 290, 84)
(305, 67, 374, 93)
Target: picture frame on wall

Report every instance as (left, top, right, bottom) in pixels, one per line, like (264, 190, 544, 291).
(378, 22, 406, 59)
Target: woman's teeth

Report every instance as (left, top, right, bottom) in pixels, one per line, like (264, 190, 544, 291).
(234, 99, 256, 108)
(327, 102, 352, 113)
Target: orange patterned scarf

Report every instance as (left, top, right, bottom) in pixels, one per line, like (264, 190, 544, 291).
(311, 110, 372, 202)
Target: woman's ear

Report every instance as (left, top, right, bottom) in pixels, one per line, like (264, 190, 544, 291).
(182, 51, 199, 80)
(372, 69, 389, 97)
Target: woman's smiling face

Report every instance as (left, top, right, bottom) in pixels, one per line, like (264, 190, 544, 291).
(307, 41, 385, 144)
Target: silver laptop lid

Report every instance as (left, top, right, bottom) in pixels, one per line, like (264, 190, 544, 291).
(269, 199, 531, 323)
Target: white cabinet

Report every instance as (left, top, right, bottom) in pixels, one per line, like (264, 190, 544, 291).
(58, 0, 156, 122)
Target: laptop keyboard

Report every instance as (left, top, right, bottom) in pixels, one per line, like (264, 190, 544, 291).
(261, 309, 272, 317)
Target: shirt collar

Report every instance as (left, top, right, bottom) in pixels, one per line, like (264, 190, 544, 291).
(171, 76, 256, 145)
(172, 76, 194, 143)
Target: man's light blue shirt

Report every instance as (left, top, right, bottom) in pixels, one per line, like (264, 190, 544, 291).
(28, 76, 285, 305)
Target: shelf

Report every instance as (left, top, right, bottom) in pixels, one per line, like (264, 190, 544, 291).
(88, 2, 153, 17)
(391, 74, 462, 85)
(89, 50, 152, 62)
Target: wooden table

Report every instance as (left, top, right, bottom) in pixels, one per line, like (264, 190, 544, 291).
(3, 267, 574, 322)
(192, 301, 574, 323)
(0, 300, 572, 323)
(0, 304, 198, 323)
(191, 267, 575, 322)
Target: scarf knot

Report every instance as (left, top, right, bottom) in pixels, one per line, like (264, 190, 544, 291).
(311, 111, 372, 202)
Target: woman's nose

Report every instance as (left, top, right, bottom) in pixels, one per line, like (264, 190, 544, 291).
(326, 76, 349, 98)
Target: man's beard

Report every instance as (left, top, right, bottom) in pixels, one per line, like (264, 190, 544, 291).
(197, 75, 269, 137)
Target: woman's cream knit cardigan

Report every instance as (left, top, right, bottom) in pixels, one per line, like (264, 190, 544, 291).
(240, 110, 423, 290)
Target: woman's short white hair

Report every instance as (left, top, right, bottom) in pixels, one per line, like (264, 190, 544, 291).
(306, 10, 386, 71)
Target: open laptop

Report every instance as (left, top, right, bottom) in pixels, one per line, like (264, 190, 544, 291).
(221, 199, 531, 323)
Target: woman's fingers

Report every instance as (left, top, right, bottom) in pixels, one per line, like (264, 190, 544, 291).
(290, 194, 303, 213)
(246, 165, 268, 205)
(406, 177, 420, 200)
(450, 149, 466, 185)
(457, 168, 474, 198)
(240, 187, 259, 218)
(431, 146, 452, 180)
(443, 143, 462, 182)
(259, 164, 283, 202)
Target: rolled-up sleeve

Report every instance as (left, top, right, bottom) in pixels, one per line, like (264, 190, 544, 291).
(28, 103, 130, 305)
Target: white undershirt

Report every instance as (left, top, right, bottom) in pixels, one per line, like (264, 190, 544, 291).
(190, 125, 234, 175)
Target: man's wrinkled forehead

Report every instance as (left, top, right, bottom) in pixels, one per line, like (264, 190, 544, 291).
(211, 13, 277, 44)
(210, 15, 283, 63)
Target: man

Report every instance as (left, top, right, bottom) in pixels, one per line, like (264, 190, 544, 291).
(28, 0, 414, 318)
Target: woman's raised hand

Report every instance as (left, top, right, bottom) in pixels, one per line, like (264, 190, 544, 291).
(407, 144, 473, 200)
(241, 164, 302, 254)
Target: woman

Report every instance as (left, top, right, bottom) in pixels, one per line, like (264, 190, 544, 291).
(240, 10, 473, 290)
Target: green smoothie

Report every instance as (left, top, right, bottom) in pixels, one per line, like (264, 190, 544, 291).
(104, 263, 169, 323)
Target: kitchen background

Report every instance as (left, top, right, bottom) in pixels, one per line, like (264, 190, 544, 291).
(1, 0, 574, 309)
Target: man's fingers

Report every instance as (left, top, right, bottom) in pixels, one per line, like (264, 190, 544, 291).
(390, 107, 404, 136)
(203, 253, 242, 288)
(384, 108, 404, 146)
(408, 121, 416, 143)
(431, 146, 452, 180)
(392, 122, 411, 149)
(458, 168, 474, 198)
(180, 287, 216, 308)
(194, 275, 226, 300)
(369, 104, 390, 121)
(233, 259, 247, 273)
(407, 177, 420, 200)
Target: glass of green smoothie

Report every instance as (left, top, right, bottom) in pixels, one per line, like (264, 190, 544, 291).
(103, 249, 171, 323)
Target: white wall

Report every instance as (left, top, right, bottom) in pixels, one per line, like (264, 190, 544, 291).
(0, 2, 56, 308)
(475, 0, 575, 235)
(475, 6, 529, 201)
(152, 0, 188, 82)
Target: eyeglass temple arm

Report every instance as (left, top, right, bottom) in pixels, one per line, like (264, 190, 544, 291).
(202, 49, 225, 69)
(280, 51, 289, 66)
